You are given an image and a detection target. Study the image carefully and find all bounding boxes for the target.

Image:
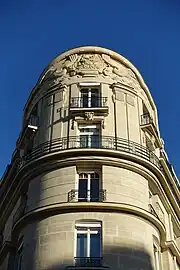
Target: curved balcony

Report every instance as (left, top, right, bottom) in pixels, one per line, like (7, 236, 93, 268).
(68, 189, 106, 202)
(17, 136, 160, 170)
(140, 113, 158, 137)
(70, 97, 108, 116)
(74, 257, 103, 267)
(70, 97, 108, 108)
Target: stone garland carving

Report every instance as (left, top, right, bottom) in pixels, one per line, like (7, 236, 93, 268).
(40, 53, 140, 89)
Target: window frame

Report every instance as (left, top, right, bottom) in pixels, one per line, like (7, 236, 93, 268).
(74, 221, 102, 260)
(14, 237, 23, 270)
(153, 242, 161, 270)
(78, 123, 101, 148)
(77, 172, 100, 202)
(79, 83, 101, 108)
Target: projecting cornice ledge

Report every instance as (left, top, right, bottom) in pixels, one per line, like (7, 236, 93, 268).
(165, 240, 180, 264)
(12, 202, 166, 243)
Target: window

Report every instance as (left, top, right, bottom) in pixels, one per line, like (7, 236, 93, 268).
(142, 102, 149, 115)
(75, 222, 102, 267)
(80, 87, 100, 108)
(153, 244, 160, 270)
(141, 102, 152, 125)
(14, 238, 23, 270)
(79, 124, 100, 148)
(78, 172, 100, 202)
(24, 137, 34, 156)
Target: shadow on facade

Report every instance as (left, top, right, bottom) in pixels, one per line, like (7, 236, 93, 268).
(43, 246, 153, 270)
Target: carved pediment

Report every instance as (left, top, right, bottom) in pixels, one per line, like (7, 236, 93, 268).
(40, 53, 140, 89)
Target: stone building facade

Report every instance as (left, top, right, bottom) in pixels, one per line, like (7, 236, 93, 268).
(0, 46, 179, 270)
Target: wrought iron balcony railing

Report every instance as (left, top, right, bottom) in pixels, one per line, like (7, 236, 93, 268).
(17, 136, 160, 170)
(68, 189, 106, 202)
(140, 113, 153, 126)
(140, 113, 159, 138)
(74, 257, 103, 267)
(70, 97, 108, 108)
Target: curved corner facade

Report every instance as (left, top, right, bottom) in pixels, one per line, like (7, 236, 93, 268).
(0, 46, 179, 270)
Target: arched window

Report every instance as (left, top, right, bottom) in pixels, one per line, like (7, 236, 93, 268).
(75, 221, 102, 267)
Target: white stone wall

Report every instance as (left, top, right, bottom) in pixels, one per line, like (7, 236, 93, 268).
(27, 166, 76, 211)
(103, 165, 149, 209)
(20, 212, 160, 270)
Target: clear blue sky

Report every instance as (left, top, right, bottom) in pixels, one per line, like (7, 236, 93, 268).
(0, 0, 180, 177)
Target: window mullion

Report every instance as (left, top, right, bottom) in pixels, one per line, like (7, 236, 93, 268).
(87, 229, 90, 257)
(88, 88, 91, 107)
(88, 174, 91, 201)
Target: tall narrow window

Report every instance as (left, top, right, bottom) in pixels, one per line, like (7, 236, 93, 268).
(14, 238, 23, 270)
(78, 172, 100, 202)
(24, 136, 34, 157)
(153, 244, 160, 270)
(75, 222, 102, 267)
(141, 102, 152, 125)
(29, 103, 39, 126)
(79, 124, 100, 148)
(80, 88, 100, 108)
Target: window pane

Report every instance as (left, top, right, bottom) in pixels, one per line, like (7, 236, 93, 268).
(90, 178, 99, 202)
(80, 135, 89, 148)
(91, 96, 99, 107)
(82, 97, 89, 107)
(91, 89, 99, 95)
(91, 135, 100, 148)
(78, 179, 88, 202)
(81, 89, 88, 94)
(79, 173, 88, 179)
(91, 89, 99, 107)
(81, 89, 89, 107)
(90, 232, 101, 257)
(91, 172, 99, 179)
(77, 233, 87, 257)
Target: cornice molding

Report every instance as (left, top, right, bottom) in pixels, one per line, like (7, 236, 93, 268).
(12, 202, 166, 244)
(0, 151, 179, 231)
